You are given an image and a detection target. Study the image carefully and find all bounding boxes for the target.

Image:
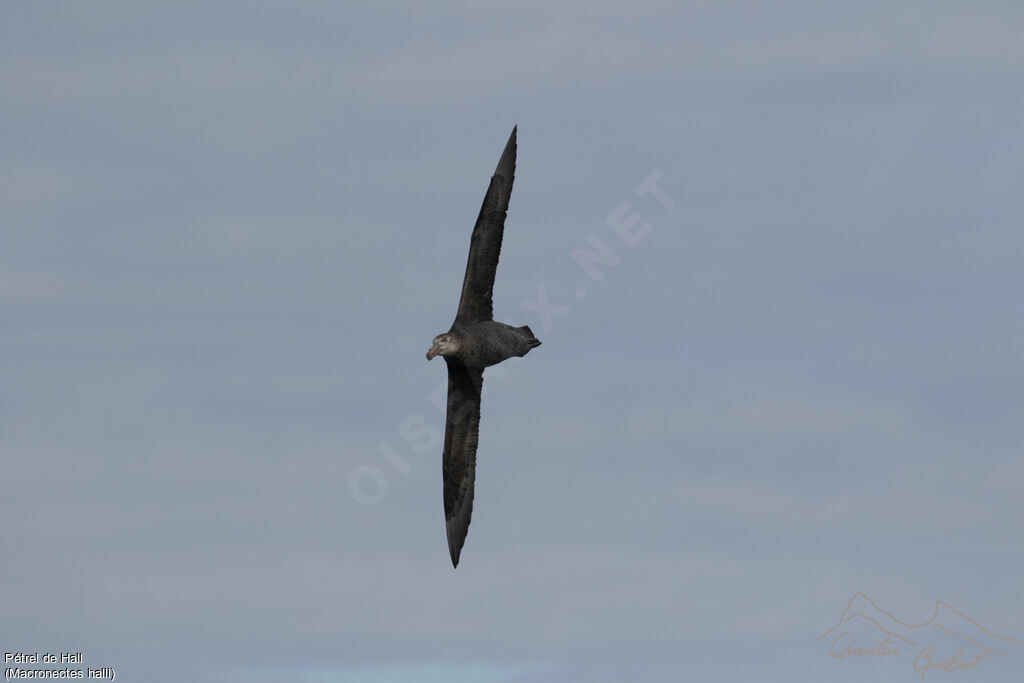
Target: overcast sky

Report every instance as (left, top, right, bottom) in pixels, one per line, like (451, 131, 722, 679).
(2, 2, 1022, 682)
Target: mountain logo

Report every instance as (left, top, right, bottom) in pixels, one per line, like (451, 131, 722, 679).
(815, 592, 1018, 678)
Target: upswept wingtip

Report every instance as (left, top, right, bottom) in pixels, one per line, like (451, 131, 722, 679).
(494, 126, 517, 178)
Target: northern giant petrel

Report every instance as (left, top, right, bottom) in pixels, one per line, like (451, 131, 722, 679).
(425, 126, 541, 567)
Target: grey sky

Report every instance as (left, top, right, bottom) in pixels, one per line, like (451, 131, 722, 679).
(2, 2, 1022, 681)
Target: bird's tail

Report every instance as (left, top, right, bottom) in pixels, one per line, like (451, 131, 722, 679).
(518, 325, 541, 349)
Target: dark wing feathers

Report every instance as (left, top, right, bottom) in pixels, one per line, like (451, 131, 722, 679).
(441, 127, 517, 567)
(442, 360, 484, 567)
(454, 126, 517, 325)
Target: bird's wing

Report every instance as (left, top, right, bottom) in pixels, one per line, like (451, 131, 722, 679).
(454, 126, 517, 325)
(442, 360, 484, 567)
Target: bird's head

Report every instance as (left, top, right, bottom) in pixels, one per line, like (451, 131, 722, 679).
(426, 333, 460, 361)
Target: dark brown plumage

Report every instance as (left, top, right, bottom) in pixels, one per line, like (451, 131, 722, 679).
(455, 127, 517, 326)
(426, 126, 541, 567)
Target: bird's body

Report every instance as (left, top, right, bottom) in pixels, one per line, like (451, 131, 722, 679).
(437, 322, 540, 368)
(426, 126, 540, 567)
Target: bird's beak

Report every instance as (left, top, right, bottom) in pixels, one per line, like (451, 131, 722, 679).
(426, 343, 441, 360)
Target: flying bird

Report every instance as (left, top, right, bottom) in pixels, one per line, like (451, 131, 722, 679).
(426, 126, 541, 567)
